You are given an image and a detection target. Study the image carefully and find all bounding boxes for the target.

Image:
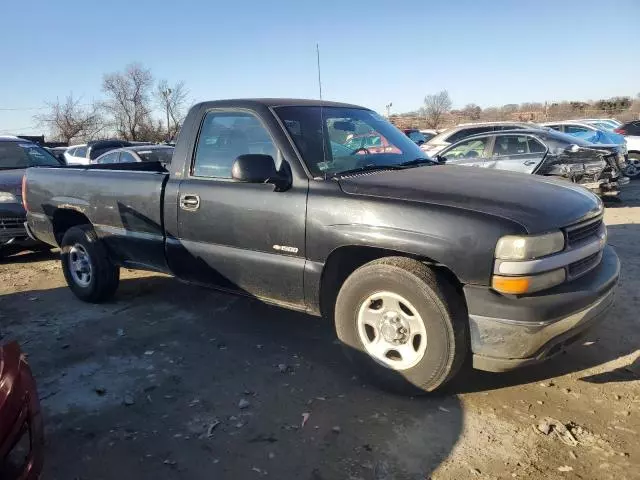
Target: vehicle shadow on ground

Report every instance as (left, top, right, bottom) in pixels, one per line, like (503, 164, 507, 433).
(2, 276, 464, 479)
(447, 222, 640, 394)
(0, 248, 57, 265)
(603, 181, 640, 208)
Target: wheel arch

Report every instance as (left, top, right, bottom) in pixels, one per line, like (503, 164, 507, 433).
(318, 245, 464, 319)
(52, 209, 92, 245)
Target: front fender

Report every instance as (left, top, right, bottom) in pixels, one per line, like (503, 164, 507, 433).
(308, 204, 521, 286)
(324, 223, 462, 270)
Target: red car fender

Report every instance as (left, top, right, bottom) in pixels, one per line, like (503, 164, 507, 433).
(0, 342, 44, 479)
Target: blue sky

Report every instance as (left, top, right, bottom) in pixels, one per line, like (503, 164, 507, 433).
(1, 0, 639, 134)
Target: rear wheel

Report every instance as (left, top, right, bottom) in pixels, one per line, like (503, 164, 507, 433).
(625, 153, 640, 179)
(334, 257, 468, 394)
(61, 225, 120, 303)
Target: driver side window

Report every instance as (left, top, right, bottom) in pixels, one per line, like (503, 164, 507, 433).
(193, 111, 277, 179)
(441, 137, 489, 161)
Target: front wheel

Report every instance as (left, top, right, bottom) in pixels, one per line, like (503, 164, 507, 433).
(625, 154, 640, 179)
(334, 257, 468, 394)
(60, 225, 120, 303)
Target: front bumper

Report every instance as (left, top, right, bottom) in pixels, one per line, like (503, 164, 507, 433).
(581, 176, 629, 197)
(465, 245, 619, 372)
(0, 203, 28, 246)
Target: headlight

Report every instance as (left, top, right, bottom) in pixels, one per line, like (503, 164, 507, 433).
(492, 268, 566, 295)
(0, 191, 17, 203)
(495, 231, 565, 260)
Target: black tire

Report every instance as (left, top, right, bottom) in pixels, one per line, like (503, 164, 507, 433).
(334, 257, 468, 394)
(626, 153, 640, 179)
(60, 225, 120, 303)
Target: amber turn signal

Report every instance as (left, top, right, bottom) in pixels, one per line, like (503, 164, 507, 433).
(492, 268, 566, 295)
(492, 276, 531, 294)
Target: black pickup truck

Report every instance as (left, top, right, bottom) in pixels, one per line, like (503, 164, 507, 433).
(24, 99, 620, 393)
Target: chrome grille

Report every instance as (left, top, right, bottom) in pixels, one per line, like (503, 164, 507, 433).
(566, 217, 603, 247)
(0, 217, 25, 230)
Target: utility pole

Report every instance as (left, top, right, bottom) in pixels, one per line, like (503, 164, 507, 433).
(161, 87, 172, 141)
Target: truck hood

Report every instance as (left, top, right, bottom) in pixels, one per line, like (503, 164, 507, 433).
(337, 165, 602, 233)
(0, 169, 25, 197)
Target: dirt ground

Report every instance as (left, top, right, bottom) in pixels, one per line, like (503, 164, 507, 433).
(2, 187, 639, 480)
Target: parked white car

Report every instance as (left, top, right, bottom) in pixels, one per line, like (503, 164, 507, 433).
(63, 144, 89, 165)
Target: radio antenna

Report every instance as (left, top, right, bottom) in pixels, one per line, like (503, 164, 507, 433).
(316, 43, 328, 179)
(316, 43, 323, 100)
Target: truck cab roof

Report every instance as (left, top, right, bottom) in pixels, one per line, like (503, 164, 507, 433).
(191, 98, 367, 110)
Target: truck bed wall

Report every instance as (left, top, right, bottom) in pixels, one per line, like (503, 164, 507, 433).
(26, 167, 170, 273)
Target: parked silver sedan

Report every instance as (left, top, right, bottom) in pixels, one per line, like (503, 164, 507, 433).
(92, 145, 174, 167)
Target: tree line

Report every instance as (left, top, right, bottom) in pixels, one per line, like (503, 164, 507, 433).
(401, 91, 640, 130)
(35, 63, 189, 144)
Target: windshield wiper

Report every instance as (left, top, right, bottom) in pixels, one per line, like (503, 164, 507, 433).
(399, 157, 438, 168)
(332, 164, 403, 178)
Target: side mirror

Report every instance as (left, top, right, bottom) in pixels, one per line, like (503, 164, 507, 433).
(231, 154, 287, 189)
(434, 154, 445, 163)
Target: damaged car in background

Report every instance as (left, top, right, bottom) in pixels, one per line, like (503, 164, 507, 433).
(435, 128, 628, 197)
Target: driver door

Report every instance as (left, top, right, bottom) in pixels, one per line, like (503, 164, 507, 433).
(486, 134, 547, 174)
(168, 109, 308, 308)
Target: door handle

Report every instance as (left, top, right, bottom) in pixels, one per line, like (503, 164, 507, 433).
(180, 194, 200, 211)
(524, 161, 537, 166)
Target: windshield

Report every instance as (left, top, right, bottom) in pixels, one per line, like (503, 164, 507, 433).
(587, 121, 616, 132)
(0, 142, 61, 169)
(136, 147, 174, 164)
(275, 106, 429, 177)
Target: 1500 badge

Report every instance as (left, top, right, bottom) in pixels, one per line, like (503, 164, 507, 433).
(273, 245, 299, 253)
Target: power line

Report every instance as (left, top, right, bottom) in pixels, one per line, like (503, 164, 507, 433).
(0, 103, 94, 111)
(0, 126, 40, 133)
(0, 106, 48, 111)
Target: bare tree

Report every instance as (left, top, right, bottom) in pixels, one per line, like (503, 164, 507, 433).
(462, 103, 482, 120)
(138, 118, 167, 143)
(102, 63, 154, 141)
(423, 90, 452, 129)
(34, 94, 103, 143)
(155, 80, 189, 140)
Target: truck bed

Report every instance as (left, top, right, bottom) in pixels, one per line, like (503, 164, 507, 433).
(25, 164, 171, 272)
